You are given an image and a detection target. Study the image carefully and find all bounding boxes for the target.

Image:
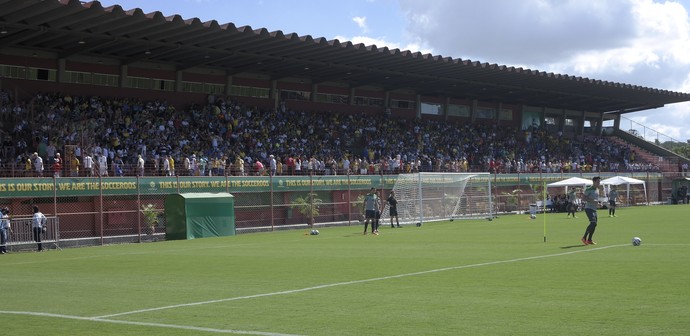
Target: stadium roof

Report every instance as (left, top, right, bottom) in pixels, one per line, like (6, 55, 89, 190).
(1, 0, 690, 114)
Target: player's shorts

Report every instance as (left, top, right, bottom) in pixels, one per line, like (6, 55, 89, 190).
(365, 210, 377, 219)
(389, 208, 397, 216)
(609, 200, 616, 207)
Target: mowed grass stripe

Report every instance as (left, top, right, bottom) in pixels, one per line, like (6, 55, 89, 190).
(3, 205, 689, 335)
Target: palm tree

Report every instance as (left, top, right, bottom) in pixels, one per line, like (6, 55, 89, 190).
(291, 193, 323, 227)
(140, 203, 159, 235)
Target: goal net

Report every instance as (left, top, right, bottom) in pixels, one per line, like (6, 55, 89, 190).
(380, 172, 493, 225)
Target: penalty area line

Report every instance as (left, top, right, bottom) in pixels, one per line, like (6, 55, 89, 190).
(96, 244, 626, 319)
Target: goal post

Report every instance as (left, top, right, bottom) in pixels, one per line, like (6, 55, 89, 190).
(380, 172, 493, 225)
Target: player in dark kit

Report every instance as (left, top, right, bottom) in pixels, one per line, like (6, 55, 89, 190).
(387, 190, 401, 228)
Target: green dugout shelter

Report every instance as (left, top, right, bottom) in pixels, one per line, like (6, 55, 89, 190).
(165, 193, 235, 240)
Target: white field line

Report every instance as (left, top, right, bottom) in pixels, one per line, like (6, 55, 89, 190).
(0, 310, 304, 336)
(11, 243, 686, 334)
(95, 244, 626, 320)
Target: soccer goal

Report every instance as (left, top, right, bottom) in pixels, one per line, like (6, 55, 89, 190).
(380, 172, 493, 225)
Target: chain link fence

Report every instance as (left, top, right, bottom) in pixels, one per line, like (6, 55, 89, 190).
(0, 172, 682, 251)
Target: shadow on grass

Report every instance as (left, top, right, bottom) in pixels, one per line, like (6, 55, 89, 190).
(560, 244, 587, 249)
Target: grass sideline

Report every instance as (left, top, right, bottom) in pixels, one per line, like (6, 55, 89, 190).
(2, 205, 689, 336)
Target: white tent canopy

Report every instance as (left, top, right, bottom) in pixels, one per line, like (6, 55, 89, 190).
(601, 176, 647, 205)
(546, 177, 593, 193)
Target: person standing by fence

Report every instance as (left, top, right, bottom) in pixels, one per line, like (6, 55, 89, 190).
(0, 207, 11, 254)
(32, 206, 47, 252)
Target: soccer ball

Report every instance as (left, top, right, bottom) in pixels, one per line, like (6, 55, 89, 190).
(632, 237, 641, 246)
(416, 222, 422, 227)
(530, 214, 536, 219)
(310, 229, 319, 235)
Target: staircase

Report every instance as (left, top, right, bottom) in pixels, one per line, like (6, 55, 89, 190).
(608, 136, 678, 172)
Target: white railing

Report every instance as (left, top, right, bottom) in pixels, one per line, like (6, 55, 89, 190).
(7, 216, 60, 249)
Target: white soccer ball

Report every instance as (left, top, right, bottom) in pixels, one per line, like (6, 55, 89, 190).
(632, 237, 641, 246)
(530, 214, 536, 219)
(310, 229, 319, 235)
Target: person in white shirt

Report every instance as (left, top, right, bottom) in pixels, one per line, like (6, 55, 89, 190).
(33, 152, 44, 177)
(162, 155, 170, 176)
(137, 155, 145, 176)
(269, 155, 277, 176)
(98, 154, 108, 176)
(83, 153, 93, 177)
(31, 206, 47, 252)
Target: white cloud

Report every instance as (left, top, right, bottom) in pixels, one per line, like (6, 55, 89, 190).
(352, 16, 369, 33)
(334, 35, 434, 54)
(395, 0, 690, 141)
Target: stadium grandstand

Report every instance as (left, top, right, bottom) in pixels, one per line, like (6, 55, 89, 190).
(1, 0, 689, 247)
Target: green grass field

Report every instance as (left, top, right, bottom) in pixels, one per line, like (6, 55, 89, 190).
(2, 205, 689, 335)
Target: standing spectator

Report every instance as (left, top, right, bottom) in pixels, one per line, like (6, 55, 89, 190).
(183, 155, 191, 176)
(286, 154, 295, 175)
(152, 155, 159, 176)
(24, 154, 32, 177)
(294, 156, 301, 175)
(254, 159, 265, 176)
(566, 188, 578, 218)
(0, 207, 11, 254)
(31, 206, 47, 252)
(581, 176, 601, 245)
(342, 156, 350, 175)
(46, 141, 56, 165)
(678, 185, 688, 204)
(190, 154, 198, 176)
(162, 155, 170, 176)
(70, 154, 80, 177)
(199, 155, 208, 176)
(327, 157, 337, 175)
(83, 153, 93, 177)
(269, 154, 277, 176)
(97, 153, 108, 177)
(136, 154, 145, 176)
(74, 145, 81, 162)
(608, 188, 619, 217)
(113, 156, 124, 176)
(387, 190, 401, 228)
(276, 157, 283, 175)
(235, 156, 244, 176)
(53, 152, 62, 177)
(33, 152, 44, 177)
(168, 155, 175, 176)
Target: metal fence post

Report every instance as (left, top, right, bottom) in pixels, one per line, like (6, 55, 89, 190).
(137, 175, 142, 243)
(270, 173, 274, 231)
(99, 175, 103, 246)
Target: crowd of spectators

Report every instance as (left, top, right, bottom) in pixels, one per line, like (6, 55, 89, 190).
(0, 90, 654, 178)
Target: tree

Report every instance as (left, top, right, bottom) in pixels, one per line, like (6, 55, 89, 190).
(502, 189, 522, 211)
(140, 203, 159, 235)
(291, 193, 323, 227)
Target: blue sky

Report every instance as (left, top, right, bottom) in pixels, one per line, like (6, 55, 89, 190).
(97, 0, 690, 143)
